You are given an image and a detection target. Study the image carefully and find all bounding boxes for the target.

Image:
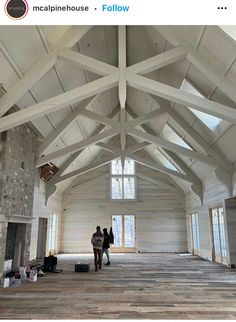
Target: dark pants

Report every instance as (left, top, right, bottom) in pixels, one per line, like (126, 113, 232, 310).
(93, 248, 102, 270)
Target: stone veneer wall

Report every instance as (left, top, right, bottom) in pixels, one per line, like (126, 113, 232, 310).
(0, 123, 38, 277)
(0, 125, 37, 217)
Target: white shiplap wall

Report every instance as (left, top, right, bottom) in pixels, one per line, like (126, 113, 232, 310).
(60, 166, 187, 253)
(186, 174, 236, 263)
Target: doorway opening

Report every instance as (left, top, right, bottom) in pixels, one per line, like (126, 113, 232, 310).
(112, 215, 136, 253)
(36, 218, 47, 260)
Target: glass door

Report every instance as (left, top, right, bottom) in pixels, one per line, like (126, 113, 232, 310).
(112, 215, 136, 252)
(210, 207, 227, 264)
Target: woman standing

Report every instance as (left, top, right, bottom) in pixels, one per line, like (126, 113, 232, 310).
(102, 228, 111, 265)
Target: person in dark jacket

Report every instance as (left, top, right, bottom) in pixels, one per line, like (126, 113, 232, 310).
(91, 226, 104, 271)
(102, 228, 111, 265)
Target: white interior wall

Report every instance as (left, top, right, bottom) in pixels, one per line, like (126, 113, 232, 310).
(60, 166, 187, 253)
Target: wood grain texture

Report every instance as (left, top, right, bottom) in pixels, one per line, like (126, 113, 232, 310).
(0, 253, 236, 319)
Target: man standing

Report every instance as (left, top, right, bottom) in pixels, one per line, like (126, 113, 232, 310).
(91, 226, 104, 271)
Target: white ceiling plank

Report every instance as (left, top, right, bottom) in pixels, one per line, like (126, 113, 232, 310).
(164, 105, 229, 167)
(126, 105, 201, 184)
(126, 127, 220, 168)
(187, 51, 236, 104)
(155, 26, 236, 104)
(118, 26, 127, 108)
(46, 106, 120, 192)
(79, 109, 120, 128)
(126, 152, 193, 183)
(137, 173, 177, 193)
(70, 173, 109, 192)
(0, 72, 119, 133)
(0, 26, 92, 117)
(59, 48, 118, 76)
(126, 142, 151, 153)
(96, 142, 120, 154)
(37, 95, 97, 156)
(127, 108, 166, 128)
(36, 127, 120, 167)
(127, 47, 187, 75)
(126, 72, 236, 123)
(56, 153, 119, 184)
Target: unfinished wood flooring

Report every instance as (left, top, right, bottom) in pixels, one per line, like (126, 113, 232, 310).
(1, 253, 236, 319)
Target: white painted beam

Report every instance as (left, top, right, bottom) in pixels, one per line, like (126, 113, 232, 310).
(96, 142, 120, 154)
(118, 26, 127, 108)
(70, 173, 109, 192)
(126, 142, 151, 153)
(0, 72, 119, 133)
(137, 173, 178, 193)
(0, 26, 92, 117)
(126, 152, 194, 183)
(55, 153, 119, 184)
(126, 72, 236, 123)
(36, 127, 120, 167)
(164, 105, 229, 167)
(37, 96, 97, 156)
(127, 47, 187, 75)
(155, 26, 236, 104)
(187, 50, 236, 103)
(127, 108, 165, 127)
(79, 109, 120, 127)
(120, 108, 126, 168)
(46, 106, 120, 188)
(126, 127, 220, 167)
(59, 48, 118, 76)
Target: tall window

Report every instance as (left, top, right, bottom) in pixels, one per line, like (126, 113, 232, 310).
(111, 158, 136, 199)
(210, 206, 227, 264)
(190, 213, 200, 254)
(47, 213, 58, 255)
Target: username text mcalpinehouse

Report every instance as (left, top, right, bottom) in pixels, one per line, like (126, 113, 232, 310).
(33, 5, 89, 12)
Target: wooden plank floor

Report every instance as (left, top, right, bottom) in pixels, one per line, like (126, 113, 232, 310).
(1, 253, 236, 319)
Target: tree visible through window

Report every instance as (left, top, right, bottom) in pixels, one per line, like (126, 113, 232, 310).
(111, 158, 136, 199)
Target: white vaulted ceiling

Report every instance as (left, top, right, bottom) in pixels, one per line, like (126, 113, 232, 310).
(0, 25, 236, 203)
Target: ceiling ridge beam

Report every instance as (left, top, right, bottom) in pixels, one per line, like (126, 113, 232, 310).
(0, 72, 119, 133)
(126, 72, 236, 123)
(118, 26, 127, 109)
(126, 127, 221, 168)
(0, 26, 92, 117)
(37, 95, 97, 156)
(127, 46, 187, 75)
(36, 127, 120, 167)
(59, 48, 119, 76)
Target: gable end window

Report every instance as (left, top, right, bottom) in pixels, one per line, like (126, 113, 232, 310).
(110, 158, 136, 200)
